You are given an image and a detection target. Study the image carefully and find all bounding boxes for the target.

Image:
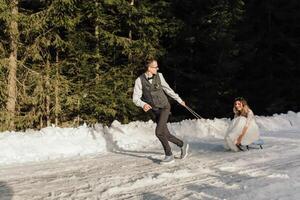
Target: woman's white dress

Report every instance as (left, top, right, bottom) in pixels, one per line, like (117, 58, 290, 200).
(224, 109, 260, 151)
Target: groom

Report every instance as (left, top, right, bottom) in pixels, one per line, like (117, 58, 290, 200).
(132, 58, 189, 164)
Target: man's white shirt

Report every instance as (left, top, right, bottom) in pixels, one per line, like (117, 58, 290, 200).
(132, 73, 183, 108)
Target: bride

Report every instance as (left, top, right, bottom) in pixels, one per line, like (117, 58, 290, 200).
(224, 97, 260, 151)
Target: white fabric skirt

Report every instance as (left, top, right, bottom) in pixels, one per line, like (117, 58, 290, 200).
(224, 116, 260, 151)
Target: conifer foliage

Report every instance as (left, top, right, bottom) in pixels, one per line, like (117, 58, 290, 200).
(0, 0, 299, 131)
(0, 0, 180, 130)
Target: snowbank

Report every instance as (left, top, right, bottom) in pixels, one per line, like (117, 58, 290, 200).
(0, 111, 299, 165)
(105, 117, 229, 152)
(256, 111, 300, 131)
(0, 124, 107, 165)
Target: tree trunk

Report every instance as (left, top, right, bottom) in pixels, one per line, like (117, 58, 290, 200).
(40, 115, 43, 129)
(77, 98, 80, 127)
(95, 0, 100, 83)
(6, 0, 19, 130)
(45, 58, 51, 127)
(128, 0, 134, 62)
(54, 51, 60, 126)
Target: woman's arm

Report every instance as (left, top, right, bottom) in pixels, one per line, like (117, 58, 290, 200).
(236, 109, 254, 144)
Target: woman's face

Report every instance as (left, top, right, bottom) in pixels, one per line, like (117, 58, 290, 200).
(234, 100, 243, 111)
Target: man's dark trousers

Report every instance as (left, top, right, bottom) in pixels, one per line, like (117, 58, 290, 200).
(150, 104, 183, 156)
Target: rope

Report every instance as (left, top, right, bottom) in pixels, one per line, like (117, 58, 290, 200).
(184, 105, 203, 119)
(184, 105, 224, 133)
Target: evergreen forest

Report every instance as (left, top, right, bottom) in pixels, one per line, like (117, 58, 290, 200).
(1, 0, 299, 131)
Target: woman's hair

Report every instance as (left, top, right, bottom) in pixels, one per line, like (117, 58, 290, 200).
(233, 97, 251, 117)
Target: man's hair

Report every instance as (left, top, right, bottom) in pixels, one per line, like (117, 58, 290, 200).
(144, 58, 157, 69)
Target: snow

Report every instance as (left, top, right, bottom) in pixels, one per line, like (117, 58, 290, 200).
(0, 124, 107, 165)
(0, 111, 300, 200)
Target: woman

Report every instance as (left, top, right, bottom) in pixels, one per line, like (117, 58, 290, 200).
(224, 97, 260, 151)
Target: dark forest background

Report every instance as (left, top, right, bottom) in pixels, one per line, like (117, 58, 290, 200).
(0, 0, 299, 131)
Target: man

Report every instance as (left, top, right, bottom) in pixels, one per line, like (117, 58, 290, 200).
(132, 59, 189, 164)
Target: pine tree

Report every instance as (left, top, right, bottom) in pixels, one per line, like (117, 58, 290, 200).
(164, 0, 245, 118)
(0, 1, 8, 130)
(0, 0, 20, 130)
(67, 0, 182, 124)
(4, 0, 80, 129)
(234, 0, 300, 114)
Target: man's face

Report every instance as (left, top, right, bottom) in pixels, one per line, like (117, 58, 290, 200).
(147, 61, 159, 75)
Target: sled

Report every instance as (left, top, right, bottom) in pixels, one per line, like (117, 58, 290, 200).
(236, 139, 264, 151)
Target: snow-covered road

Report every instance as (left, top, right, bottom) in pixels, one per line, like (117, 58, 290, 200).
(1, 130, 300, 200)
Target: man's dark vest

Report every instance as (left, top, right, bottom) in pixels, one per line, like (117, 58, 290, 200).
(140, 74, 169, 109)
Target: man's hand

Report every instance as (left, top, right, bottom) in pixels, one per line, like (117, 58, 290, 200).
(143, 104, 152, 112)
(180, 101, 186, 107)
